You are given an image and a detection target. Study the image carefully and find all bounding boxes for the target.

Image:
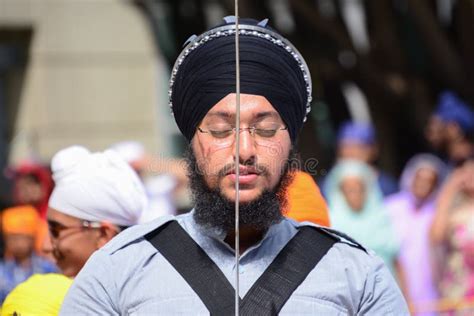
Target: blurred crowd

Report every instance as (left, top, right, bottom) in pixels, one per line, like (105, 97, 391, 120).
(0, 88, 472, 315)
(1, 0, 474, 314)
(321, 90, 474, 315)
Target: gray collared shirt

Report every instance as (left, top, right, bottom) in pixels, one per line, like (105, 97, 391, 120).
(60, 212, 409, 315)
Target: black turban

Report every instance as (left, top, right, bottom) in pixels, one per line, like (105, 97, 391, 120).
(170, 19, 311, 143)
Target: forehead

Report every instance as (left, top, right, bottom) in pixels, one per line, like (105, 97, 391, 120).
(47, 208, 81, 224)
(203, 93, 281, 121)
(341, 176, 365, 185)
(415, 167, 437, 177)
(4, 233, 34, 240)
(338, 140, 372, 149)
(16, 174, 40, 184)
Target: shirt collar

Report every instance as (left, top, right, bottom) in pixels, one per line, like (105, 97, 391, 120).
(188, 209, 285, 255)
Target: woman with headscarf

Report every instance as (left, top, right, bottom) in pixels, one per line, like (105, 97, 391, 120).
(325, 160, 400, 276)
(384, 154, 446, 315)
(10, 161, 53, 220)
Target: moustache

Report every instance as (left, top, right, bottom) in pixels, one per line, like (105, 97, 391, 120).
(217, 163, 270, 178)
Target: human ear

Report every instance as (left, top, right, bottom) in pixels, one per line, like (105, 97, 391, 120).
(96, 222, 119, 248)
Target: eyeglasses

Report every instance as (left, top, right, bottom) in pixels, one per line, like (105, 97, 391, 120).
(47, 219, 102, 239)
(197, 122, 288, 147)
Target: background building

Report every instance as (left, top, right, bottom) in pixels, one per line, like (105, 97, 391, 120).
(0, 0, 178, 165)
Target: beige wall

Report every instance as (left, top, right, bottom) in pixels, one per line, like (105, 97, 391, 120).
(0, 0, 177, 164)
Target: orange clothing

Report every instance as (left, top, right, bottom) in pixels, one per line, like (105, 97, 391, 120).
(284, 171, 330, 227)
(1, 206, 39, 236)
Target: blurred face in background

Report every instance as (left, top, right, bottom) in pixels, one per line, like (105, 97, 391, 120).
(425, 115, 446, 150)
(340, 176, 366, 212)
(15, 174, 44, 205)
(445, 122, 464, 143)
(4, 233, 35, 261)
(44, 208, 102, 278)
(411, 167, 438, 201)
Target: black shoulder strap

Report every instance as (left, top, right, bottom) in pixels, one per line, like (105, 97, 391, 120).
(319, 227, 367, 252)
(146, 221, 337, 316)
(145, 221, 237, 315)
(240, 226, 337, 315)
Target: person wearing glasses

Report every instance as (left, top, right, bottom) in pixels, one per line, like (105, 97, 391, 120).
(43, 145, 147, 278)
(61, 18, 408, 315)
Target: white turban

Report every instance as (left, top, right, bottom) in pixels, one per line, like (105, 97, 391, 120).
(109, 141, 145, 165)
(49, 146, 147, 226)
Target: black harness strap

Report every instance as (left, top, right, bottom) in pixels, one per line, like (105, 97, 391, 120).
(146, 221, 337, 316)
(145, 221, 237, 315)
(240, 226, 337, 315)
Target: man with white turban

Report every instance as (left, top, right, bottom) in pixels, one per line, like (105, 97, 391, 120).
(43, 145, 147, 277)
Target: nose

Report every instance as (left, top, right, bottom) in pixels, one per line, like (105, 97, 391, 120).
(42, 231, 54, 254)
(234, 127, 257, 164)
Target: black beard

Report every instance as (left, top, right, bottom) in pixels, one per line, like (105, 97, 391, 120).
(185, 147, 296, 233)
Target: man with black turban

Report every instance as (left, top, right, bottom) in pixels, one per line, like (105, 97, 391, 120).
(60, 18, 409, 315)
